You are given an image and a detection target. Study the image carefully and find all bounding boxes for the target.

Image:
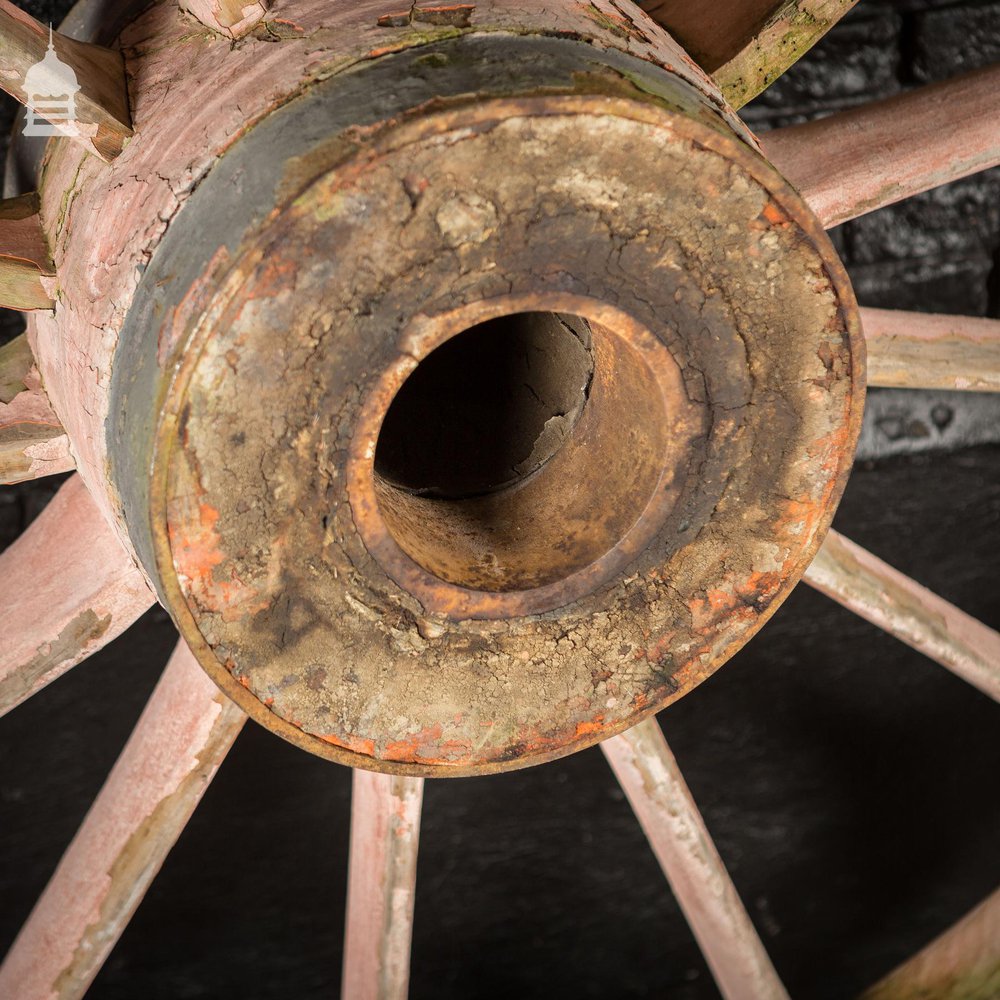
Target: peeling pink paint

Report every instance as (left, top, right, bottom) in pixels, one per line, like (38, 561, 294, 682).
(805, 529, 1000, 704)
(342, 770, 424, 1000)
(763, 64, 1000, 228)
(0, 474, 154, 716)
(0, 641, 245, 999)
(602, 719, 789, 1000)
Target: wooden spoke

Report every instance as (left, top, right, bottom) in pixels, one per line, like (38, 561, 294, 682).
(602, 719, 789, 1000)
(804, 530, 1000, 703)
(715, 0, 861, 109)
(0, 0, 132, 162)
(180, 0, 270, 39)
(0, 333, 72, 483)
(861, 307, 1000, 392)
(862, 886, 1000, 1000)
(0, 474, 154, 716)
(763, 63, 1000, 228)
(0, 193, 55, 311)
(638, 0, 859, 108)
(342, 771, 424, 1000)
(0, 640, 245, 1000)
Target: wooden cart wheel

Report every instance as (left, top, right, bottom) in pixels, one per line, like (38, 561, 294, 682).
(1, 0, 998, 996)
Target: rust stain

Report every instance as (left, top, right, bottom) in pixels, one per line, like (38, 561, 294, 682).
(159, 246, 231, 367)
(383, 723, 445, 762)
(319, 733, 378, 757)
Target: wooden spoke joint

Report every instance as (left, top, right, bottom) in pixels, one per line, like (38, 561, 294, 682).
(0, 193, 55, 311)
(179, 0, 271, 39)
(0, 333, 72, 484)
(0, 0, 132, 162)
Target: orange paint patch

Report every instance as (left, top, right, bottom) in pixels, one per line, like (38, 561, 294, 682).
(761, 202, 788, 227)
(318, 733, 377, 757)
(574, 716, 607, 737)
(383, 723, 444, 762)
(170, 501, 225, 587)
(735, 570, 783, 604)
(638, 629, 677, 664)
(169, 496, 269, 620)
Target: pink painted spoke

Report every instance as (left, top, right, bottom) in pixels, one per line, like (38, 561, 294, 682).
(861, 307, 1000, 392)
(0, 474, 155, 716)
(0, 641, 246, 1000)
(602, 719, 789, 1000)
(342, 771, 424, 1000)
(862, 886, 1000, 1000)
(804, 530, 1000, 703)
(762, 63, 1000, 228)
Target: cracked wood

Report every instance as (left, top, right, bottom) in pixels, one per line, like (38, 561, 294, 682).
(0, 192, 54, 310)
(180, 0, 270, 39)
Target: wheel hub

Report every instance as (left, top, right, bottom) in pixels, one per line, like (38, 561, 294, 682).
(35, 3, 865, 774)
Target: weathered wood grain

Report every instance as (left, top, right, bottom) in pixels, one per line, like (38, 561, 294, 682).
(342, 770, 424, 1000)
(713, 0, 861, 108)
(0, 333, 72, 484)
(804, 530, 1000, 703)
(639, 0, 858, 107)
(862, 307, 1000, 392)
(602, 719, 790, 1000)
(180, 0, 269, 39)
(0, 192, 55, 310)
(862, 886, 1000, 1000)
(763, 63, 1000, 228)
(0, 640, 245, 1000)
(0, 0, 132, 162)
(0, 473, 154, 717)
